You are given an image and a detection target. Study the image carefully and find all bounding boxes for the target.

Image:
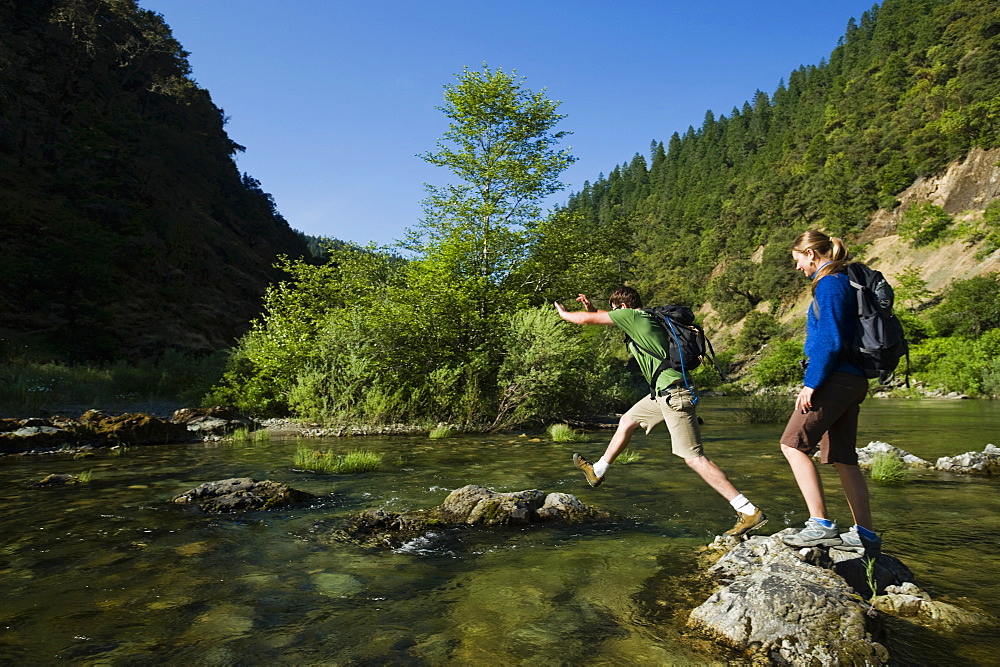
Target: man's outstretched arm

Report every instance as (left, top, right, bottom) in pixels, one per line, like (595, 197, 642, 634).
(554, 297, 614, 325)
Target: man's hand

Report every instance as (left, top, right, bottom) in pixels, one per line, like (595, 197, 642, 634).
(575, 294, 597, 312)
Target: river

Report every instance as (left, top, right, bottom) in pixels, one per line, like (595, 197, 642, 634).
(1, 397, 997, 664)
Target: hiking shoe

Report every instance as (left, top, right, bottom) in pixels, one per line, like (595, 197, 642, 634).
(573, 453, 604, 487)
(725, 508, 768, 537)
(835, 526, 883, 555)
(781, 518, 842, 547)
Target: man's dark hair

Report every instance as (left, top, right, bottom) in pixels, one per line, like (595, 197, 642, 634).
(609, 285, 642, 309)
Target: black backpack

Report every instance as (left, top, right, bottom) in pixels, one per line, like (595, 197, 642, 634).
(813, 263, 910, 386)
(623, 305, 720, 402)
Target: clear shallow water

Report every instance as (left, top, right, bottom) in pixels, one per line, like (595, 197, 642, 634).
(1, 398, 998, 664)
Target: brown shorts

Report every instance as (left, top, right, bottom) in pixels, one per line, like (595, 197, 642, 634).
(625, 386, 704, 459)
(780, 372, 868, 465)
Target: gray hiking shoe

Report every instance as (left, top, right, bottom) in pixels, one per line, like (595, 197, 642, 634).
(573, 453, 604, 487)
(835, 526, 883, 555)
(782, 518, 842, 547)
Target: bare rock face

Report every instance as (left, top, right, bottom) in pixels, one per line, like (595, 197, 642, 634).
(333, 485, 606, 549)
(172, 477, 315, 513)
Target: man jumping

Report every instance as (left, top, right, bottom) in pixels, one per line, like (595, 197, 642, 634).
(554, 286, 767, 537)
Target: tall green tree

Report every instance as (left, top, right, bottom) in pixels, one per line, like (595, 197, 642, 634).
(409, 64, 577, 287)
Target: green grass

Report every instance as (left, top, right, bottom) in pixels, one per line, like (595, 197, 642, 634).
(547, 423, 585, 442)
(77, 469, 93, 483)
(616, 449, 642, 464)
(0, 350, 227, 415)
(869, 451, 909, 484)
(294, 446, 383, 473)
(734, 391, 792, 424)
(429, 426, 455, 439)
(230, 427, 270, 443)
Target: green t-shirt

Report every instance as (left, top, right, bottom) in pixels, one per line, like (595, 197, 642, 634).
(609, 308, 683, 392)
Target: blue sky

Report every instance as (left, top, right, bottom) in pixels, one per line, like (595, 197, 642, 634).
(136, 1, 879, 246)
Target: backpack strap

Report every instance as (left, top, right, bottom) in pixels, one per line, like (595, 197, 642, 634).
(623, 334, 673, 401)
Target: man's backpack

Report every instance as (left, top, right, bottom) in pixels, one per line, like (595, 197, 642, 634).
(623, 305, 720, 402)
(813, 263, 910, 386)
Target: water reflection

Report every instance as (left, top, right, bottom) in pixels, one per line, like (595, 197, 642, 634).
(0, 398, 997, 663)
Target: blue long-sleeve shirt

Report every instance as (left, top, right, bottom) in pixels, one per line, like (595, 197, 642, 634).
(804, 272, 864, 389)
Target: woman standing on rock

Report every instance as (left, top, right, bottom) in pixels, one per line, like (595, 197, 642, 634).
(779, 230, 881, 555)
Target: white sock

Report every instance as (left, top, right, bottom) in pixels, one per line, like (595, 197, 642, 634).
(593, 457, 609, 478)
(730, 494, 756, 514)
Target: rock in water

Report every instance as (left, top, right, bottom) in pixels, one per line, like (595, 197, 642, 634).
(172, 477, 314, 512)
(333, 485, 606, 549)
(688, 533, 889, 665)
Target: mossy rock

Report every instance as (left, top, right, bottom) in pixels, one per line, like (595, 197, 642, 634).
(172, 477, 314, 513)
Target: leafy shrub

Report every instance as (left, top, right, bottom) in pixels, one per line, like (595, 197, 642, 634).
(909, 328, 1000, 396)
(894, 310, 931, 344)
(734, 312, 782, 357)
(493, 307, 593, 428)
(898, 202, 953, 247)
(929, 273, 1000, 337)
(750, 338, 806, 387)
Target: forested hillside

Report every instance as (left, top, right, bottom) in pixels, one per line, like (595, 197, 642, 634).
(559, 0, 1000, 322)
(0, 0, 310, 361)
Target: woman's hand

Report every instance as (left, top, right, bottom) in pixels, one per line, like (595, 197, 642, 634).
(795, 386, 815, 413)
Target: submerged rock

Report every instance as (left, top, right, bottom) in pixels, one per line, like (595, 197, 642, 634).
(934, 443, 1000, 474)
(26, 473, 82, 488)
(874, 581, 994, 631)
(173, 477, 315, 513)
(333, 484, 605, 549)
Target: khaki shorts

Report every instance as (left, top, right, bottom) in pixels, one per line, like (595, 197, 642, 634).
(780, 372, 868, 464)
(625, 386, 704, 459)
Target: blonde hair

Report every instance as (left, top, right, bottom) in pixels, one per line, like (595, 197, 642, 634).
(792, 230, 850, 293)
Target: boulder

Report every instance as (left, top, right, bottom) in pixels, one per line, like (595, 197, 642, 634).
(689, 532, 891, 665)
(857, 441, 931, 467)
(171, 406, 258, 437)
(333, 485, 606, 549)
(689, 530, 994, 664)
(172, 477, 314, 513)
(79, 410, 191, 445)
(934, 443, 1000, 474)
(0, 424, 74, 453)
(874, 581, 995, 631)
(439, 485, 547, 526)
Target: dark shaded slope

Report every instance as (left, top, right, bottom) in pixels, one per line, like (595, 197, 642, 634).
(0, 0, 311, 360)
